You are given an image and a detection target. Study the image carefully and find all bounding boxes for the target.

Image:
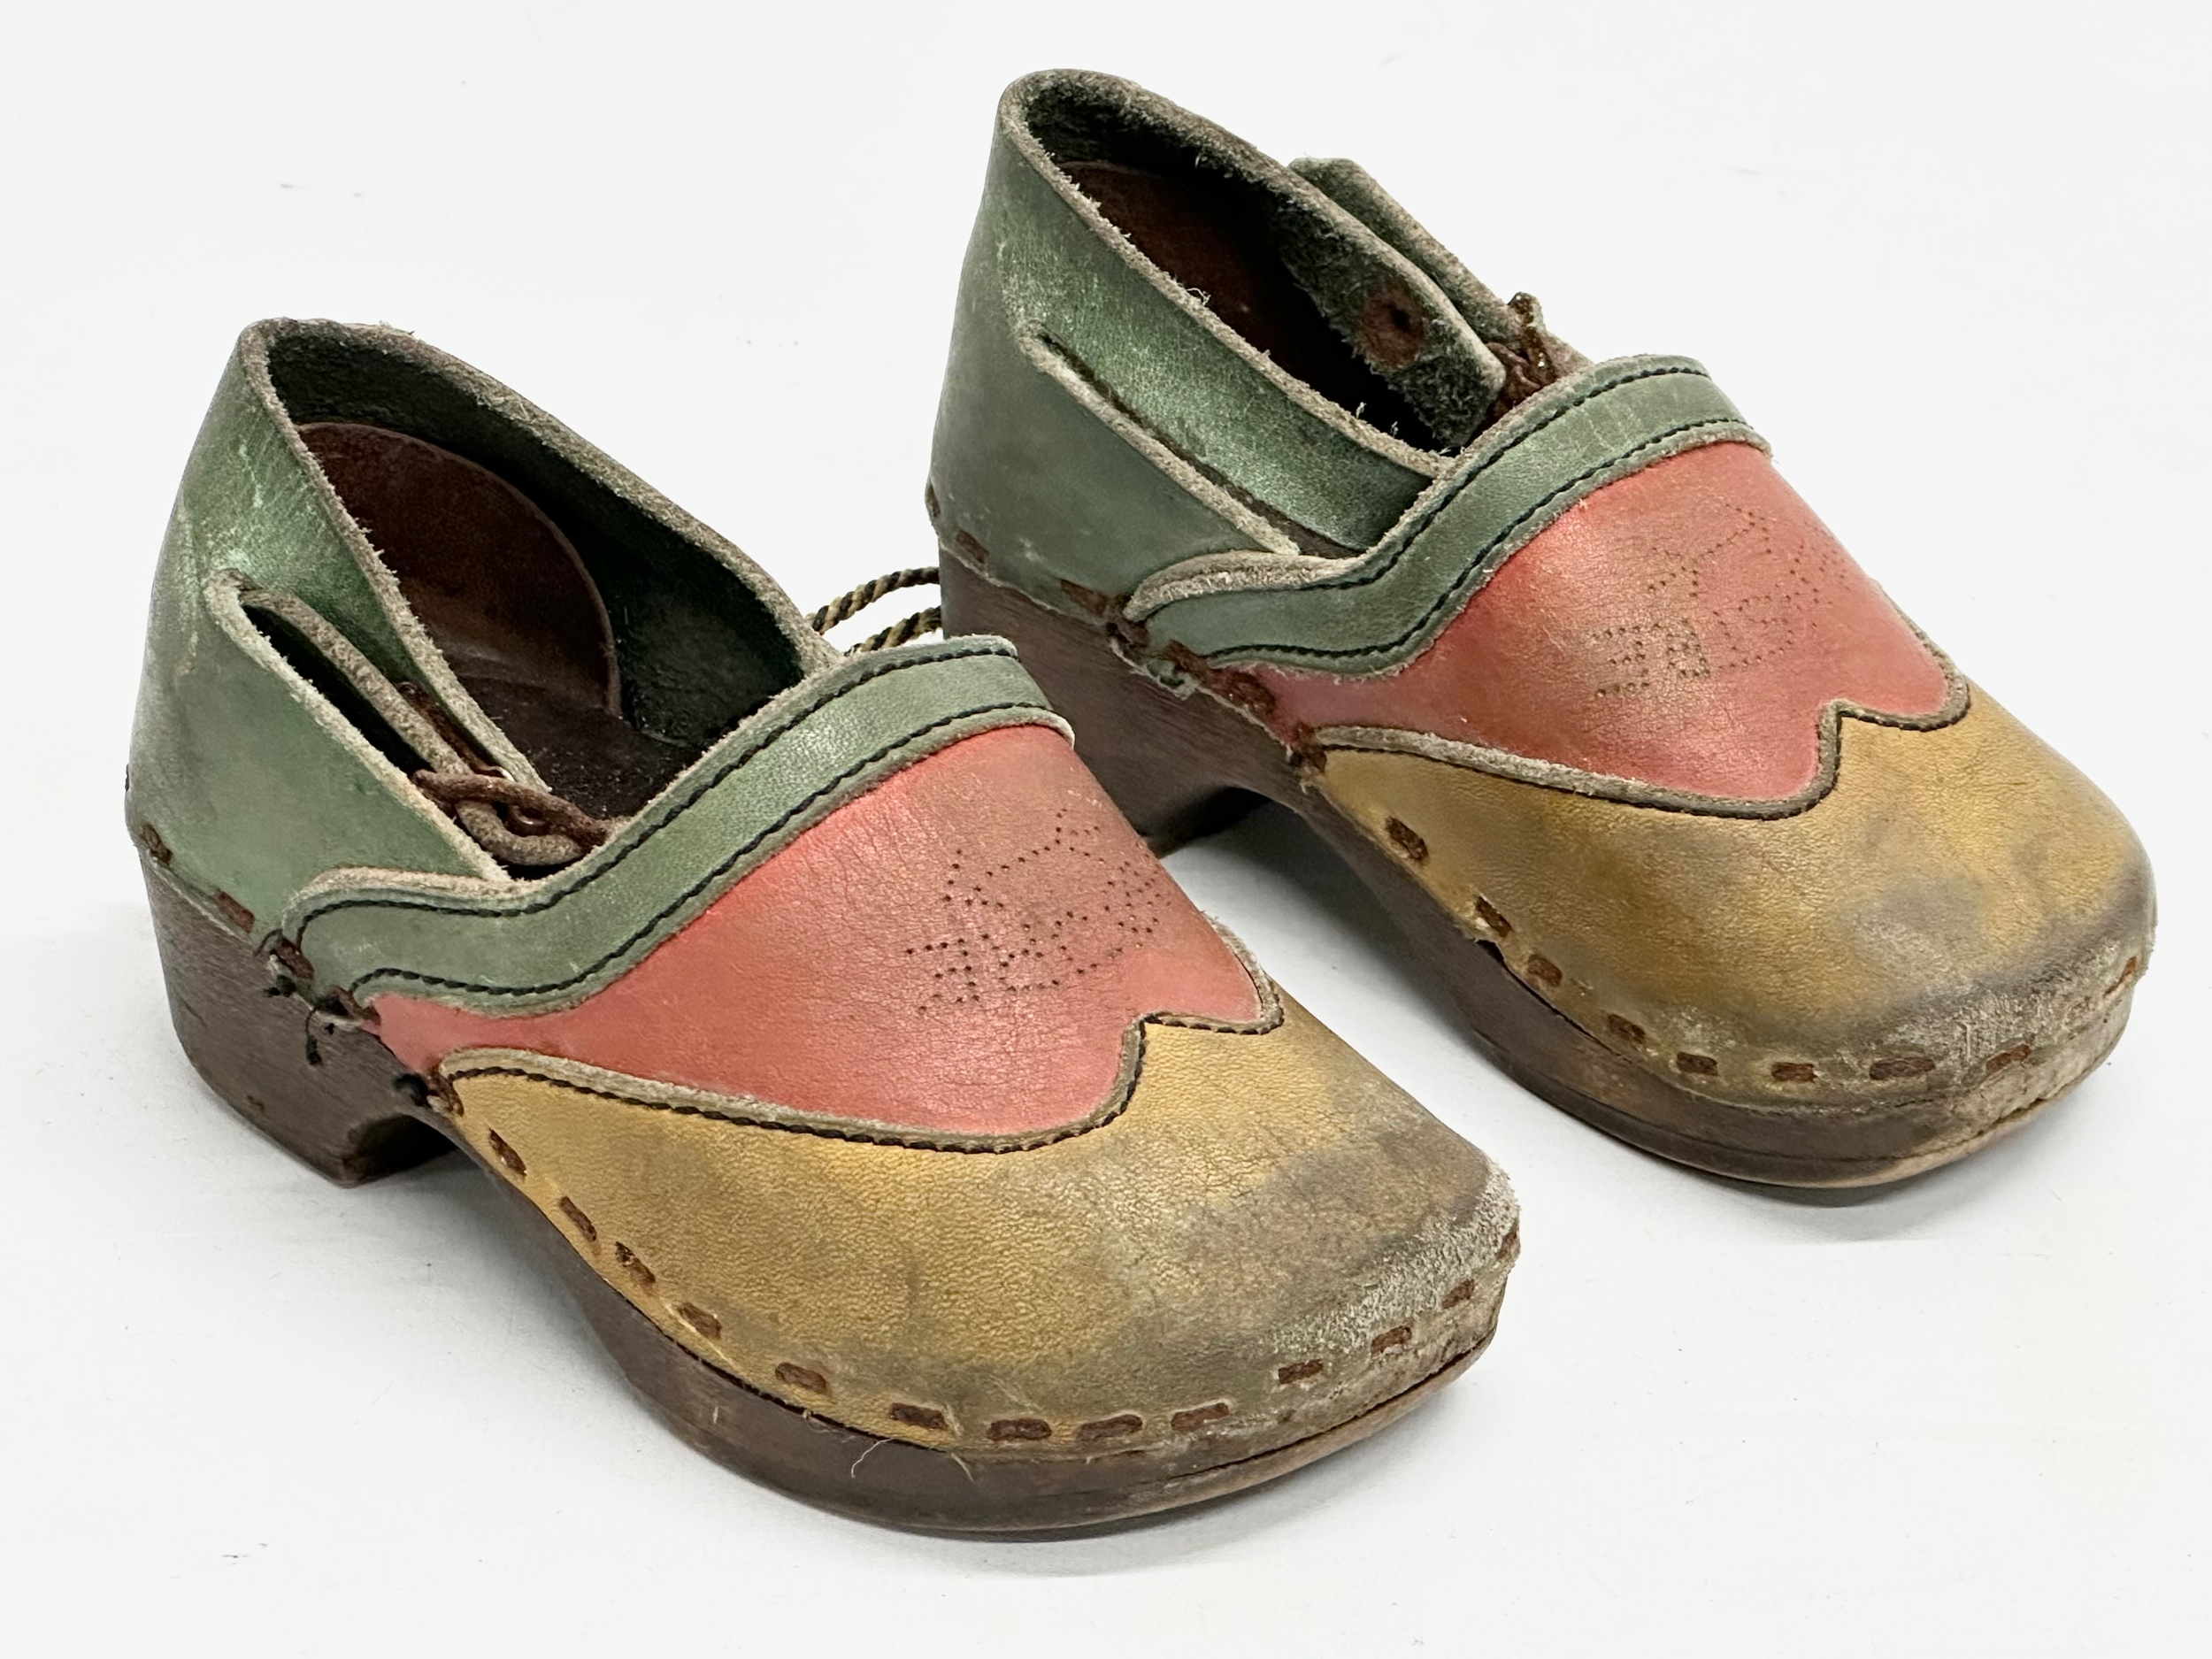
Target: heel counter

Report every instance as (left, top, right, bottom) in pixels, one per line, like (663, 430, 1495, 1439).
(125, 351, 244, 877)
(127, 341, 495, 935)
(926, 125, 1271, 616)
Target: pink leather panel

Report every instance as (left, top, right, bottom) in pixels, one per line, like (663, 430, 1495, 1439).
(1255, 443, 1950, 800)
(373, 726, 1263, 1135)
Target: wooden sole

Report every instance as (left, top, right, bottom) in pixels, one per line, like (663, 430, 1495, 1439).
(939, 556, 2109, 1190)
(142, 863, 1486, 1533)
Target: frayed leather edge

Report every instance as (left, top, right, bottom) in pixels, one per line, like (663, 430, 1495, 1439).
(288, 641, 1046, 923)
(237, 319, 841, 682)
(236, 322, 556, 787)
(282, 645, 1051, 946)
(997, 70, 1461, 480)
(1018, 328, 1311, 563)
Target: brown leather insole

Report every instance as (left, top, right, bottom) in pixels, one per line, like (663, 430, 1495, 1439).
(301, 422, 695, 818)
(1061, 159, 1432, 446)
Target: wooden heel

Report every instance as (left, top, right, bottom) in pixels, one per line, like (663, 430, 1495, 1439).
(143, 865, 449, 1186)
(938, 555, 1271, 851)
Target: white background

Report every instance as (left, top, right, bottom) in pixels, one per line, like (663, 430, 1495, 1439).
(3, 3, 2206, 1653)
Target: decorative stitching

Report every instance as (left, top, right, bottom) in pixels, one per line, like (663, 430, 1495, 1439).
(1484, 902, 2132, 1106)
(557, 1195, 597, 1242)
(1077, 1413, 1144, 1440)
(485, 1130, 526, 1176)
(674, 1302, 723, 1340)
(437, 973, 1287, 1157)
(911, 805, 1186, 1015)
(1203, 412, 1750, 664)
(1317, 653, 1970, 824)
(321, 703, 1047, 999)
(612, 1241, 657, 1289)
(1286, 365, 1717, 596)
(1119, 362, 1747, 668)
(290, 642, 1033, 932)
(472, 1066, 1508, 1454)
(1170, 1402, 1232, 1432)
(1383, 817, 1429, 864)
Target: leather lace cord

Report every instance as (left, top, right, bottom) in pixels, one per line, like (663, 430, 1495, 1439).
(235, 583, 618, 872)
(410, 771, 620, 867)
(810, 567, 942, 653)
(1488, 292, 1564, 418)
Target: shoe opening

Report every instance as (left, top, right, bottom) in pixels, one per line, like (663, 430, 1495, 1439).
(1022, 76, 1447, 450)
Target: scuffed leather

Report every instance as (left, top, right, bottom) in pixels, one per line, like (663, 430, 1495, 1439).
(127, 357, 499, 930)
(439, 995, 1518, 1454)
(376, 726, 1265, 1136)
(1318, 691, 2154, 1115)
(1257, 444, 1954, 801)
(926, 73, 2155, 1158)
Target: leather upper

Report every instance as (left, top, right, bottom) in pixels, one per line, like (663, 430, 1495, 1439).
(1254, 442, 1956, 806)
(1320, 695, 2148, 1128)
(132, 317, 1518, 1450)
(439, 995, 1517, 1458)
(376, 724, 1267, 1140)
(926, 71, 2154, 1128)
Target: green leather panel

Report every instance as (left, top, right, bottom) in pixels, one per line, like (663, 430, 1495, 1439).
(162, 350, 433, 684)
(1139, 358, 1757, 672)
(287, 644, 1059, 1013)
(1289, 157, 1525, 345)
(929, 104, 1436, 583)
(127, 353, 495, 932)
(128, 580, 495, 938)
(928, 210, 1265, 612)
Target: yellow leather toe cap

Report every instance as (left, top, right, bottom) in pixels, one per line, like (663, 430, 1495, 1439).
(438, 992, 1517, 1459)
(1321, 688, 2153, 1155)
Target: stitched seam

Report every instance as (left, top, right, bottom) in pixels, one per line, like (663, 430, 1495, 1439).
(1210, 414, 1747, 663)
(441, 999, 1287, 1156)
(334, 703, 1041, 997)
(1433, 807, 2125, 1116)
(1298, 364, 1711, 597)
(294, 644, 1027, 927)
(1318, 665, 1973, 821)
(451, 1065, 1123, 1155)
(291, 642, 1031, 933)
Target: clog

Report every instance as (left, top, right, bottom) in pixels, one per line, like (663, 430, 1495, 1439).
(128, 319, 1518, 1530)
(928, 71, 2154, 1187)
